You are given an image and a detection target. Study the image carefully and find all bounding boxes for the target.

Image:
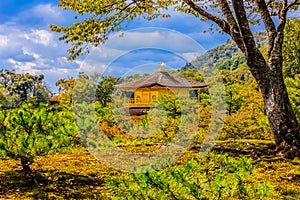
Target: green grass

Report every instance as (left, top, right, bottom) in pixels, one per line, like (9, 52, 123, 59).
(0, 142, 299, 199)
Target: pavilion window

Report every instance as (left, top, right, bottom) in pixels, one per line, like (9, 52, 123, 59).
(136, 96, 141, 103)
(152, 95, 156, 101)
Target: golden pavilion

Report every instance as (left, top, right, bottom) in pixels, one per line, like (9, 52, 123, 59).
(115, 68, 207, 116)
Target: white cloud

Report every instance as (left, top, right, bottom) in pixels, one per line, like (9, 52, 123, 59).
(76, 28, 204, 76)
(32, 4, 61, 20)
(24, 29, 57, 47)
(0, 35, 9, 47)
(106, 28, 205, 54)
(22, 48, 40, 59)
(78, 47, 127, 74)
(7, 58, 37, 73)
(15, 4, 70, 25)
(0, 22, 79, 91)
(0, 25, 61, 59)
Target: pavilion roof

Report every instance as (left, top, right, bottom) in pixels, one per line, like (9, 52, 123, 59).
(115, 71, 208, 90)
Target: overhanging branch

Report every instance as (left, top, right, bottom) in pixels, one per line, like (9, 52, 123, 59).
(183, 0, 231, 34)
(255, 0, 277, 34)
(286, 0, 300, 10)
(255, 0, 277, 57)
(217, 0, 246, 53)
(232, 0, 257, 55)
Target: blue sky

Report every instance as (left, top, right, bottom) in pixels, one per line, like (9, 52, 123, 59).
(1, 0, 277, 92)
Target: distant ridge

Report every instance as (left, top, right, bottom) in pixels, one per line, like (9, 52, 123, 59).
(182, 32, 267, 71)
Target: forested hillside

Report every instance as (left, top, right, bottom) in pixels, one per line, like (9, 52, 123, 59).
(182, 32, 267, 71)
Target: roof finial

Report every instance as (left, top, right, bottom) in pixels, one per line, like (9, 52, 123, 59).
(157, 62, 166, 72)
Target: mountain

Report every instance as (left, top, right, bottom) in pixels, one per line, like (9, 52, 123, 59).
(182, 32, 267, 71)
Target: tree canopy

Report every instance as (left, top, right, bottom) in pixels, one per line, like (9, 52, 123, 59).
(283, 18, 300, 77)
(0, 69, 50, 108)
(51, 0, 299, 60)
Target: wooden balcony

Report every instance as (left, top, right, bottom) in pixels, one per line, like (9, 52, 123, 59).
(124, 97, 199, 108)
(125, 98, 151, 108)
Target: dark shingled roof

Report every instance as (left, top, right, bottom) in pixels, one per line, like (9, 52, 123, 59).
(115, 71, 208, 90)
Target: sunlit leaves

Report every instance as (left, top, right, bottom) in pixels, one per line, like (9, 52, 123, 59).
(95, 76, 118, 107)
(56, 77, 76, 106)
(108, 152, 271, 199)
(285, 75, 300, 121)
(283, 18, 300, 77)
(0, 102, 77, 171)
(0, 69, 50, 108)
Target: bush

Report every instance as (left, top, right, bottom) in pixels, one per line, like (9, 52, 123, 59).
(0, 103, 77, 180)
(107, 152, 271, 199)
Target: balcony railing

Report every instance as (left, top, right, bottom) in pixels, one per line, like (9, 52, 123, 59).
(124, 97, 199, 108)
(125, 98, 151, 107)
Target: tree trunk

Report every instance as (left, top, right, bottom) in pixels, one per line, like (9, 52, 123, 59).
(21, 157, 33, 176)
(246, 52, 300, 158)
(21, 157, 39, 186)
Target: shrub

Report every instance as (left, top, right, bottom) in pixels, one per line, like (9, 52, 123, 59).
(0, 103, 77, 181)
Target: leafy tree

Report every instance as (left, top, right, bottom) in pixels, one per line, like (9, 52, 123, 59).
(0, 86, 8, 107)
(108, 153, 270, 199)
(219, 62, 254, 114)
(51, 0, 300, 157)
(95, 76, 119, 107)
(178, 68, 204, 82)
(285, 75, 300, 121)
(283, 18, 300, 77)
(0, 103, 76, 182)
(0, 69, 50, 108)
(73, 72, 102, 104)
(55, 77, 75, 106)
(56, 72, 103, 106)
(221, 79, 272, 140)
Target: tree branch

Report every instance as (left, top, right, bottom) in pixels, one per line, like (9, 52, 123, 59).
(267, 0, 275, 6)
(267, 0, 289, 66)
(286, 0, 300, 10)
(255, 0, 277, 57)
(277, 0, 288, 33)
(184, 0, 248, 53)
(232, 0, 257, 56)
(217, 0, 237, 27)
(183, 0, 230, 34)
(255, 0, 277, 33)
(217, 0, 246, 53)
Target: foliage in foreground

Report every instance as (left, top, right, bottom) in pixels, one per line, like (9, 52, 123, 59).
(0, 102, 77, 178)
(108, 152, 271, 200)
(0, 147, 299, 199)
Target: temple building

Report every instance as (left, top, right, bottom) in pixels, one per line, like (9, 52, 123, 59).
(114, 68, 208, 116)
